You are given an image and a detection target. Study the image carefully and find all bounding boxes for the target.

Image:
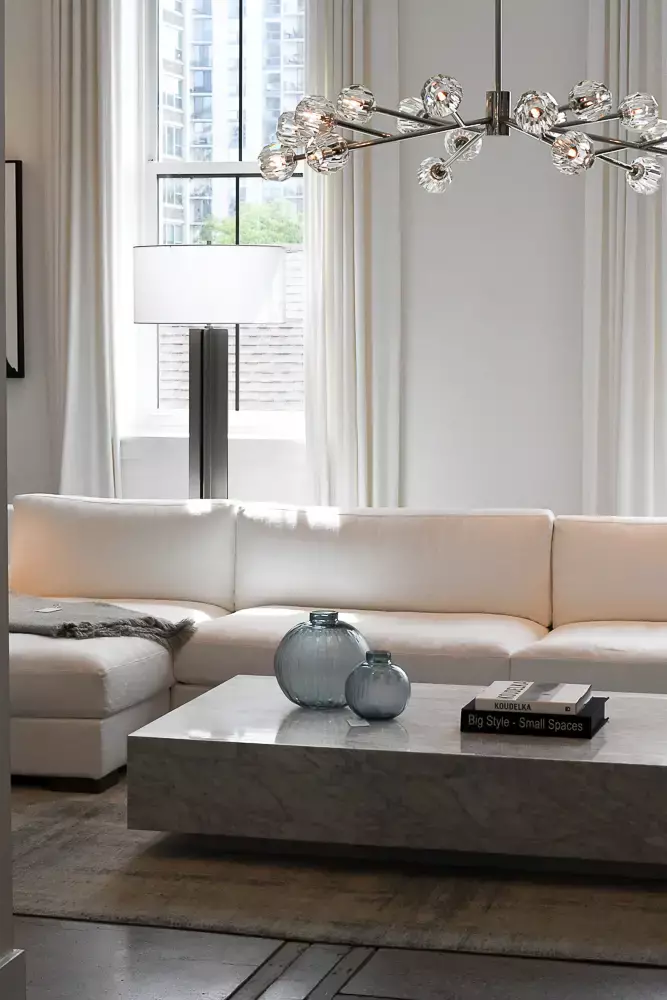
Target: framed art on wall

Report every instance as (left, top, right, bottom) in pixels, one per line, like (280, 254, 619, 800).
(6, 160, 24, 378)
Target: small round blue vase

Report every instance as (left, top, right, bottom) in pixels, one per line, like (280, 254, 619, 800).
(274, 610, 369, 709)
(345, 650, 411, 720)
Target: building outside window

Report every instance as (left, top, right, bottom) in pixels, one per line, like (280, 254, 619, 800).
(192, 69, 212, 92)
(143, 0, 306, 435)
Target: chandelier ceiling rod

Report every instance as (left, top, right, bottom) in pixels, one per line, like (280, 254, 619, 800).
(495, 0, 502, 96)
(259, 0, 667, 196)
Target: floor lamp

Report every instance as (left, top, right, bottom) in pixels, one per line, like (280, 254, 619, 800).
(133, 244, 286, 499)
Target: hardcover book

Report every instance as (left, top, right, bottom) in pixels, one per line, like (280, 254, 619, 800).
(474, 680, 592, 715)
(461, 696, 608, 740)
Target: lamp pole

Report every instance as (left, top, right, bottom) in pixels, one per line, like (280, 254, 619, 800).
(188, 326, 229, 500)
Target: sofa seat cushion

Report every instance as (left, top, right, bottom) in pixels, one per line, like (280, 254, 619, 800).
(10, 598, 228, 720)
(175, 606, 547, 687)
(512, 621, 667, 694)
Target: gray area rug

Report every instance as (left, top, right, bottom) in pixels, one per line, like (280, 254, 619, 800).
(12, 783, 667, 966)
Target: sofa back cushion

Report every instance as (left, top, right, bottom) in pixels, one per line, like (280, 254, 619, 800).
(10, 494, 236, 608)
(553, 515, 667, 627)
(235, 506, 554, 626)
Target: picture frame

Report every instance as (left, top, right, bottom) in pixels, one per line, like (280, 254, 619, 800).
(6, 160, 24, 378)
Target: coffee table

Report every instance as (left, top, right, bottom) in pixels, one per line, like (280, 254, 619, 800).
(127, 676, 667, 871)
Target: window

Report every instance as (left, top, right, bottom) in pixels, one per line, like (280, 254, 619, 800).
(161, 74, 183, 109)
(163, 222, 185, 244)
(264, 41, 281, 69)
(192, 17, 213, 42)
(191, 69, 212, 93)
(265, 72, 281, 94)
(141, 0, 307, 436)
(162, 178, 184, 206)
(162, 123, 183, 157)
(191, 44, 212, 67)
(191, 95, 213, 118)
(161, 23, 183, 65)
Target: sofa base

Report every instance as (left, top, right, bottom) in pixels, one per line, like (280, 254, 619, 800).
(11, 691, 170, 780)
(172, 683, 211, 708)
(12, 768, 123, 795)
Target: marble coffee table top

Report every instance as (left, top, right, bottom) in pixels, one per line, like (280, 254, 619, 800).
(132, 676, 667, 768)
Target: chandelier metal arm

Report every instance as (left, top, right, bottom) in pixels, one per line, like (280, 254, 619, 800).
(343, 117, 491, 149)
(549, 113, 621, 132)
(582, 132, 667, 155)
(375, 104, 486, 134)
(290, 117, 493, 162)
(597, 153, 633, 171)
(334, 118, 392, 139)
(506, 118, 553, 146)
(508, 118, 646, 172)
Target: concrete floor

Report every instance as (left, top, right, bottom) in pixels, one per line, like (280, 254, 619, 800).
(15, 916, 667, 1000)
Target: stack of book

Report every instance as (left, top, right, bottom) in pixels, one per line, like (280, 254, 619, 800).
(460, 681, 608, 740)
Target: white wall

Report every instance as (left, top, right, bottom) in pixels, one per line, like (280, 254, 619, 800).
(5, 0, 55, 499)
(399, 0, 586, 512)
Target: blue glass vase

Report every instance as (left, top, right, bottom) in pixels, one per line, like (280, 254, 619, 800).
(345, 650, 411, 720)
(274, 610, 369, 709)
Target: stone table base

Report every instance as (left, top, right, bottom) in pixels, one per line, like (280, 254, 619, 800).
(127, 676, 667, 868)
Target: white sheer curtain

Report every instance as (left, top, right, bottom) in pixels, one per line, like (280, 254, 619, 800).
(43, 0, 141, 497)
(582, 0, 667, 514)
(305, 0, 402, 507)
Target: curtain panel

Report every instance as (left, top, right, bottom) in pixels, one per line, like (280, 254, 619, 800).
(43, 0, 142, 497)
(583, 0, 667, 514)
(305, 0, 402, 507)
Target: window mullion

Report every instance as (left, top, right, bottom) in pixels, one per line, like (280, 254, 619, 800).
(150, 161, 264, 178)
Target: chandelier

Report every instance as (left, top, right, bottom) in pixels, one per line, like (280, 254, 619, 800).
(258, 0, 666, 197)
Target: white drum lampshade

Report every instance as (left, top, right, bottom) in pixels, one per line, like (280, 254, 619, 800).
(133, 244, 286, 326)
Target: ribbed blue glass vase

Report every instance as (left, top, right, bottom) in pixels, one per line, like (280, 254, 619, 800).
(274, 610, 369, 709)
(345, 650, 411, 720)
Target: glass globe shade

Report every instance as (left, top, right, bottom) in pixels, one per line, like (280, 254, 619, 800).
(513, 91, 560, 136)
(276, 112, 306, 148)
(336, 85, 376, 125)
(258, 142, 297, 182)
(568, 80, 613, 121)
(626, 156, 663, 195)
(619, 92, 659, 131)
(397, 97, 430, 134)
(306, 134, 350, 174)
(551, 130, 595, 175)
(444, 127, 483, 161)
(421, 75, 463, 119)
(294, 95, 336, 140)
(417, 156, 452, 193)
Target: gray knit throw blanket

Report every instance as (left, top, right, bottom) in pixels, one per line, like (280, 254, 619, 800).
(9, 594, 197, 653)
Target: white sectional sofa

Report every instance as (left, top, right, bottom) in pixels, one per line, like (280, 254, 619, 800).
(8, 494, 667, 786)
